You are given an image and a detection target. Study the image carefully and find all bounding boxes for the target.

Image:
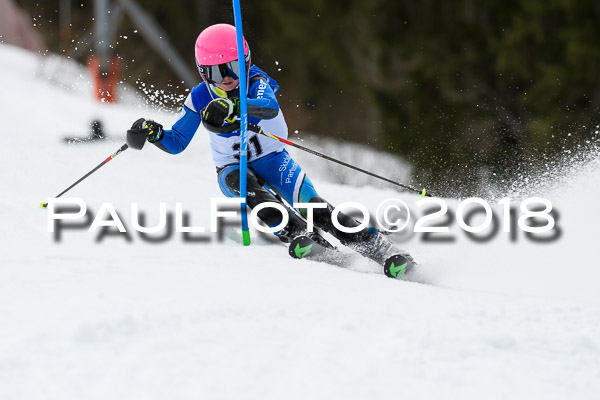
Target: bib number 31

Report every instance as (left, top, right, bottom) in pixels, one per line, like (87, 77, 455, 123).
(233, 135, 263, 160)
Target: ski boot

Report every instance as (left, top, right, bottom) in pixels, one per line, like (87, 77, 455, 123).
(276, 213, 334, 250)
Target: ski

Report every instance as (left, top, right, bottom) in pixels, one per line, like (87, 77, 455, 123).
(288, 235, 416, 279)
(346, 232, 417, 279)
(383, 253, 415, 279)
(288, 235, 345, 265)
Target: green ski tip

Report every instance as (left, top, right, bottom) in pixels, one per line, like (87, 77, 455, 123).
(40, 202, 48, 209)
(389, 262, 408, 278)
(242, 230, 251, 246)
(294, 243, 313, 258)
(420, 188, 427, 198)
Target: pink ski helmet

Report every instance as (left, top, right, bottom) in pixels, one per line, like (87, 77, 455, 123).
(195, 24, 251, 84)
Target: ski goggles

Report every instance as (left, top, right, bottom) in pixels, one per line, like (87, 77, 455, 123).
(197, 60, 241, 84)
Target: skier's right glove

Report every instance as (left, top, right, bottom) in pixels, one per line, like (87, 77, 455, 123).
(201, 98, 239, 128)
(126, 118, 164, 150)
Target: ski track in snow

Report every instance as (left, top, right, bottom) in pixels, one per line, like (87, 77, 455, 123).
(1, 44, 600, 400)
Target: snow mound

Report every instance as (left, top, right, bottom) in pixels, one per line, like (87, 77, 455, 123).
(1, 44, 599, 400)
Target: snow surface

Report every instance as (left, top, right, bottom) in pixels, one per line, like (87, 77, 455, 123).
(1, 44, 600, 399)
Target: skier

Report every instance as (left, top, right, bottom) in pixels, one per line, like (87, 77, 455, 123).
(126, 23, 413, 268)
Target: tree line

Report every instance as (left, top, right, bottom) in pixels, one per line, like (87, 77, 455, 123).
(19, 0, 600, 195)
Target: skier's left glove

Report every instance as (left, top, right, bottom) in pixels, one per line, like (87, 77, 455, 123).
(201, 98, 239, 128)
(127, 118, 164, 150)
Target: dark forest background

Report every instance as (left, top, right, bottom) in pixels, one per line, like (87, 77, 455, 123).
(16, 0, 600, 195)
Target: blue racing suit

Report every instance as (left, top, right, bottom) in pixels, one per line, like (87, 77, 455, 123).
(152, 65, 385, 254)
(154, 65, 319, 232)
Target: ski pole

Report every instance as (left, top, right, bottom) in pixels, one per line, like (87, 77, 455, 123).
(248, 123, 431, 197)
(40, 144, 129, 209)
(232, 0, 251, 246)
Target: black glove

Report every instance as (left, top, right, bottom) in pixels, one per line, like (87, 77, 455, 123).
(201, 98, 239, 127)
(127, 118, 164, 150)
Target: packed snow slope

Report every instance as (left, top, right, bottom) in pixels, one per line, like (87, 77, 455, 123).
(1, 44, 599, 400)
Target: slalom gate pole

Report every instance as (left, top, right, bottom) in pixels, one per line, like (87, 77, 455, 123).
(248, 124, 431, 197)
(40, 144, 129, 209)
(232, 0, 251, 245)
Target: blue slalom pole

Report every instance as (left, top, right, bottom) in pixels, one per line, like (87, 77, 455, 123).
(232, 0, 251, 246)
